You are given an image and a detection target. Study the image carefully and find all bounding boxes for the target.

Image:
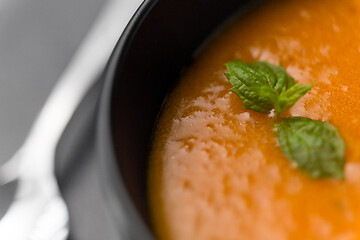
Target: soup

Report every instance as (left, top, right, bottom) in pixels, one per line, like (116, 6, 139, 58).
(148, 0, 360, 239)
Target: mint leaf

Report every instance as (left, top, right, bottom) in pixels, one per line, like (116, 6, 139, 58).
(225, 60, 312, 115)
(226, 72, 275, 113)
(248, 61, 295, 92)
(276, 83, 313, 115)
(277, 117, 345, 179)
(224, 60, 346, 180)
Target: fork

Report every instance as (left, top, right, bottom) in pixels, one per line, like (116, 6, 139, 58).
(0, 0, 143, 239)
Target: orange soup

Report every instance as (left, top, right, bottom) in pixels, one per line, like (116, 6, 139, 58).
(148, 0, 360, 239)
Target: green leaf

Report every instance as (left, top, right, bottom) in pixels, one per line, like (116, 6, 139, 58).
(277, 117, 346, 179)
(225, 60, 312, 115)
(226, 72, 274, 113)
(277, 83, 313, 115)
(248, 62, 295, 92)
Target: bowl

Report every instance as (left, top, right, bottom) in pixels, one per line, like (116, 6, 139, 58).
(96, 0, 263, 238)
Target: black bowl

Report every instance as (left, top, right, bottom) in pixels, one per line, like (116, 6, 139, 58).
(97, 0, 263, 239)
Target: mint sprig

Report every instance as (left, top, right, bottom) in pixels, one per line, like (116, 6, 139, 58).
(277, 117, 345, 179)
(225, 60, 312, 116)
(225, 60, 346, 180)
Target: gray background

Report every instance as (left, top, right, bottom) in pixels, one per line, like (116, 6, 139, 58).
(0, 0, 121, 239)
(0, 0, 103, 163)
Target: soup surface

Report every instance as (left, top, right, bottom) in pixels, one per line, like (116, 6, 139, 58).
(148, 0, 360, 239)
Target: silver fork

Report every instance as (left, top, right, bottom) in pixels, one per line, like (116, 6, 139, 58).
(0, 0, 143, 239)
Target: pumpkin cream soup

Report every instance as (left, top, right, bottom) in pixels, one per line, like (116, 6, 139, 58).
(148, 0, 360, 239)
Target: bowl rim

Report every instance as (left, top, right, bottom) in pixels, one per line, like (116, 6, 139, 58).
(96, 0, 157, 239)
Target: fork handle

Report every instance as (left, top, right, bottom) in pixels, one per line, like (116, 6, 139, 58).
(22, 0, 144, 175)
